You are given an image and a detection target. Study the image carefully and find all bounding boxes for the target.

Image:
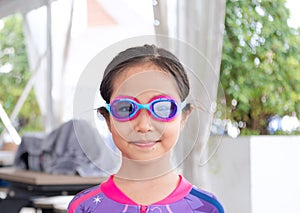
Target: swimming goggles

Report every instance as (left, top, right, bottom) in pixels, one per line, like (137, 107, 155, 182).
(106, 95, 186, 122)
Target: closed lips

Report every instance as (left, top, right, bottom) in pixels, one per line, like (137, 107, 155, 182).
(131, 140, 160, 147)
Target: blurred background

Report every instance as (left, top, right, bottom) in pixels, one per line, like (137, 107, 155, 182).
(1, 0, 300, 212)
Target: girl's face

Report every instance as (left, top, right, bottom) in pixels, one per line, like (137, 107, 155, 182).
(106, 62, 191, 161)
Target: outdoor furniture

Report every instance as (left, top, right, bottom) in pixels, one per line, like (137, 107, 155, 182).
(33, 195, 74, 213)
(0, 168, 106, 213)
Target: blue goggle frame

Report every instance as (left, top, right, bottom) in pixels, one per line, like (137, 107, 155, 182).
(106, 95, 186, 122)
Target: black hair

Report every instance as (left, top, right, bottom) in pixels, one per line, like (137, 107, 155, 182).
(100, 44, 190, 104)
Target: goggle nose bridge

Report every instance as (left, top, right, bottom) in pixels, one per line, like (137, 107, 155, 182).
(135, 102, 152, 111)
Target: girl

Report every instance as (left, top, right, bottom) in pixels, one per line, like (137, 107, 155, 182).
(68, 44, 224, 213)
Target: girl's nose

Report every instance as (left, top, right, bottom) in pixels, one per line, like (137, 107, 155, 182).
(133, 110, 153, 133)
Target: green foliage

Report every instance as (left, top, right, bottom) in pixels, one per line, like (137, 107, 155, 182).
(221, 0, 300, 134)
(0, 14, 43, 136)
(240, 128, 261, 136)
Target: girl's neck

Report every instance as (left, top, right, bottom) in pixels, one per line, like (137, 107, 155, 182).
(116, 153, 174, 181)
(113, 166, 180, 205)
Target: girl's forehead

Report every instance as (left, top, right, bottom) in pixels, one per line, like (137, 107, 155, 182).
(111, 64, 180, 101)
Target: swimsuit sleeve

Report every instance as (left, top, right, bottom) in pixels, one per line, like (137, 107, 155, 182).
(67, 185, 101, 213)
(188, 187, 224, 213)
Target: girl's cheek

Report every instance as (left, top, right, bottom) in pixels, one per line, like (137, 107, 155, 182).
(110, 120, 132, 138)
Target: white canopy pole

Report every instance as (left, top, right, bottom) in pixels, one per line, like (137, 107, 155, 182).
(0, 103, 21, 145)
(45, 0, 54, 132)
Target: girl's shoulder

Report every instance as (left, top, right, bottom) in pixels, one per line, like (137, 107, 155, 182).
(185, 185, 224, 213)
(152, 175, 224, 213)
(67, 184, 103, 212)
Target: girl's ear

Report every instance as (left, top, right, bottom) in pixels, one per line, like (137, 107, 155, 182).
(97, 107, 111, 131)
(180, 103, 193, 131)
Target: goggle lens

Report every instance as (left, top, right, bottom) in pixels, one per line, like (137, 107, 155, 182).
(111, 101, 135, 119)
(152, 100, 177, 119)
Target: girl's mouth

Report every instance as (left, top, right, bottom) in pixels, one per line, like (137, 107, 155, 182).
(131, 140, 161, 148)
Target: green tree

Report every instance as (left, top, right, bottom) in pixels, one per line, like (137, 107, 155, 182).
(221, 0, 300, 134)
(0, 14, 42, 136)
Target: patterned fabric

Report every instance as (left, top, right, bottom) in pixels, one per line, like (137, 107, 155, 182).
(68, 175, 224, 213)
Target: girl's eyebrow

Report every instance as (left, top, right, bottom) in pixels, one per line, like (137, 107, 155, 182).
(114, 93, 175, 102)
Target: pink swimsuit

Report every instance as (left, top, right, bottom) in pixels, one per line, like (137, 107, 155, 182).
(68, 175, 224, 213)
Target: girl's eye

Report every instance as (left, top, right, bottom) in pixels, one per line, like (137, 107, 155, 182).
(117, 105, 133, 112)
(153, 101, 175, 118)
(155, 105, 169, 111)
(154, 101, 173, 111)
(113, 101, 135, 118)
